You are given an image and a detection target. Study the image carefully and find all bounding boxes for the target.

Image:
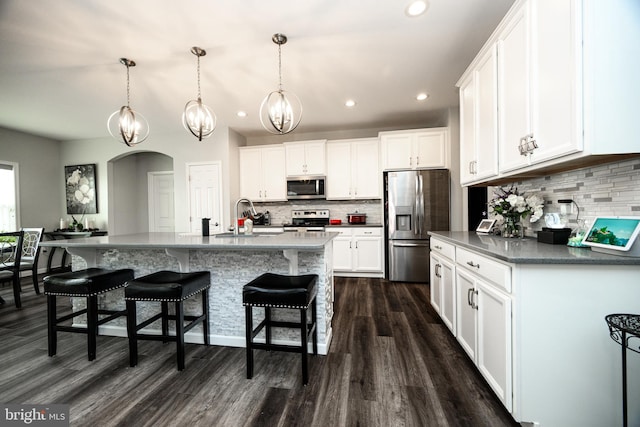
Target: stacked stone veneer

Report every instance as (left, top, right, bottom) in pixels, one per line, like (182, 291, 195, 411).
(71, 245, 334, 353)
(492, 158, 640, 236)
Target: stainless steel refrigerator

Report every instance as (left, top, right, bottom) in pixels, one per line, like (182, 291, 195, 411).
(384, 169, 450, 282)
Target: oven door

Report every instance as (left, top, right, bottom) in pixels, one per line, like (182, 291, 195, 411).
(286, 177, 325, 200)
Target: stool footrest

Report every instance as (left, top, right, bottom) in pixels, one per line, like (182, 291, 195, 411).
(54, 309, 126, 326)
(251, 342, 312, 354)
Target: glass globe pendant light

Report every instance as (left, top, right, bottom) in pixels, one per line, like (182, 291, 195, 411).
(183, 46, 216, 141)
(260, 33, 302, 135)
(107, 58, 149, 146)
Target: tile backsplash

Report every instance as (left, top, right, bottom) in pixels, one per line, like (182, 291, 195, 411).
(494, 157, 640, 235)
(252, 199, 383, 226)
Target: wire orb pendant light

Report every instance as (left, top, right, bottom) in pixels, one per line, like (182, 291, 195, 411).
(107, 58, 150, 146)
(183, 46, 216, 141)
(259, 33, 302, 135)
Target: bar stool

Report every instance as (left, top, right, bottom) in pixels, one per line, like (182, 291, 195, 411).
(125, 270, 210, 371)
(605, 313, 640, 427)
(243, 273, 318, 385)
(43, 268, 134, 361)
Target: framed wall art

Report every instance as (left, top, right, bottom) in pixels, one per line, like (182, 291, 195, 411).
(65, 164, 98, 214)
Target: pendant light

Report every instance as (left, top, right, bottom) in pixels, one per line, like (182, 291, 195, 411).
(107, 58, 149, 146)
(183, 46, 216, 141)
(259, 33, 302, 135)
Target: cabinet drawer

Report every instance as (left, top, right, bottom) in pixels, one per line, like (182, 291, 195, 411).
(353, 227, 382, 237)
(456, 247, 511, 293)
(325, 227, 352, 236)
(430, 238, 455, 261)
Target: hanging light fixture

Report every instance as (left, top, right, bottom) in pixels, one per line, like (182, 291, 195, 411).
(183, 46, 216, 141)
(259, 33, 302, 135)
(107, 58, 149, 146)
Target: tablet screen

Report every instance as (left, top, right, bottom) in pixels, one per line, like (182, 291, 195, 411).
(582, 217, 640, 251)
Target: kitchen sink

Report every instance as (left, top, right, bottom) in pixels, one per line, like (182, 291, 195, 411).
(213, 232, 281, 238)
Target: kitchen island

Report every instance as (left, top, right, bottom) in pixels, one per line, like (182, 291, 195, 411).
(429, 231, 640, 427)
(40, 231, 337, 354)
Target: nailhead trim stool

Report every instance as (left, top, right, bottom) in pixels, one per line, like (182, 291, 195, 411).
(43, 268, 134, 361)
(243, 273, 318, 385)
(125, 270, 211, 371)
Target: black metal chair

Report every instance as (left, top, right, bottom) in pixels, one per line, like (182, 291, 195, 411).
(43, 268, 134, 360)
(243, 273, 318, 385)
(125, 270, 211, 371)
(0, 231, 25, 308)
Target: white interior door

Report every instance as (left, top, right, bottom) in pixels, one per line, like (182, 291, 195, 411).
(148, 171, 175, 232)
(187, 162, 222, 235)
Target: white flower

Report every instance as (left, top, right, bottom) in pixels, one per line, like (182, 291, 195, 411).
(66, 169, 81, 185)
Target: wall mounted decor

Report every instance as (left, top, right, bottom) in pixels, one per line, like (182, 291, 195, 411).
(65, 164, 97, 215)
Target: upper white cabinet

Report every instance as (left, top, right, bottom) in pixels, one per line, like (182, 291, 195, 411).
(379, 128, 449, 170)
(459, 45, 499, 185)
(239, 145, 287, 202)
(458, 0, 639, 185)
(284, 140, 326, 177)
(497, 0, 582, 173)
(326, 138, 380, 200)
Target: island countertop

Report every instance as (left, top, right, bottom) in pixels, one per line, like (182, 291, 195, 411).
(40, 231, 338, 251)
(429, 231, 640, 265)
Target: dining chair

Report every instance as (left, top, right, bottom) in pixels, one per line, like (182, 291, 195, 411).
(18, 227, 45, 294)
(0, 230, 25, 308)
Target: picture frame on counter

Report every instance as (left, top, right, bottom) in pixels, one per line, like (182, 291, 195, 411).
(475, 218, 496, 234)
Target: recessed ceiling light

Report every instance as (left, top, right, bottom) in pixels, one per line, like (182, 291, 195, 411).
(345, 99, 356, 108)
(405, 1, 429, 17)
(416, 93, 429, 101)
(237, 111, 247, 117)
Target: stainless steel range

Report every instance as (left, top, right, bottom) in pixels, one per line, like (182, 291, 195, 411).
(284, 209, 330, 232)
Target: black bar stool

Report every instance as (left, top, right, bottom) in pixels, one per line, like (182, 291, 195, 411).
(243, 273, 318, 385)
(43, 268, 134, 361)
(125, 270, 210, 371)
(605, 313, 640, 427)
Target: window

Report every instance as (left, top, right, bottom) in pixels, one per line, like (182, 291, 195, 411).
(0, 162, 19, 231)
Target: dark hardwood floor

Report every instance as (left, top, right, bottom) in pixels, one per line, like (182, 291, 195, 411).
(0, 276, 518, 427)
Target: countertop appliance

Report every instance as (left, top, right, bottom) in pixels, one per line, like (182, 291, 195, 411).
(385, 169, 450, 282)
(284, 209, 330, 232)
(286, 176, 326, 200)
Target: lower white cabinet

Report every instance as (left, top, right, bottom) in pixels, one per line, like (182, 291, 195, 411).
(430, 238, 456, 333)
(455, 250, 513, 412)
(326, 227, 383, 277)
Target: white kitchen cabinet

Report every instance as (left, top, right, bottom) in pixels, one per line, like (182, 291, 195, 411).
(379, 128, 448, 170)
(454, 247, 512, 412)
(497, 0, 582, 173)
(430, 238, 456, 333)
(326, 138, 380, 200)
(459, 45, 499, 185)
(325, 227, 384, 277)
(239, 145, 287, 202)
(459, 0, 640, 185)
(284, 140, 326, 177)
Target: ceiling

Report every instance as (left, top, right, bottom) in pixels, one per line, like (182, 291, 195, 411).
(0, 0, 514, 142)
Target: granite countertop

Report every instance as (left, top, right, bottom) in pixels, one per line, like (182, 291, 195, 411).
(40, 231, 337, 251)
(429, 231, 640, 265)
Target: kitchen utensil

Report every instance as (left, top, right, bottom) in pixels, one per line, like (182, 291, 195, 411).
(347, 213, 366, 224)
(329, 219, 342, 225)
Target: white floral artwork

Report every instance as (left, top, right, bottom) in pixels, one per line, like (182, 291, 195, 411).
(65, 164, 97, 214)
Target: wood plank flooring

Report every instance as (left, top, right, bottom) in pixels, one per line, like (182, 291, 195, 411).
(0, 276, 518, 426)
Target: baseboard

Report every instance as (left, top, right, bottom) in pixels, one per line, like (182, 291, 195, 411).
(92, 324, 332, 355)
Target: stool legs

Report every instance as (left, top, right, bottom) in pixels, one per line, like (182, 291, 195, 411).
(87, 296, 98, 361)
(176, 301, 185, 371)
(300, 307, 309, 385)
(47, 295, 57, 357)
(245, 305, 254, 379)
(202, 289, 210, 345)
(126, 300, 138, 367)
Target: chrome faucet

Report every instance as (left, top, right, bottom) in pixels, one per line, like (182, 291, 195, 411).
(234, 198, 257, 235)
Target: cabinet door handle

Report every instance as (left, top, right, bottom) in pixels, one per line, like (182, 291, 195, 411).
(467, 288, 473, 307)
(469, 161, 473, 174)
(349, 242, 352, 249)
(434, 245, 442, 250)
(409, 157, 413, 166)
(416, 156, 420, 165)
(259, 190, 262, 198)
(466, 261, 480, 269)
(435, 263, 441, 278)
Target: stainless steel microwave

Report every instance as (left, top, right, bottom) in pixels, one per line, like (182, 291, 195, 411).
(286, 176, 326, 200)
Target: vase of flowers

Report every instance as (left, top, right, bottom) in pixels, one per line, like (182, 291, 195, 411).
(488, 186, 544, 238)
